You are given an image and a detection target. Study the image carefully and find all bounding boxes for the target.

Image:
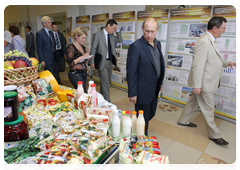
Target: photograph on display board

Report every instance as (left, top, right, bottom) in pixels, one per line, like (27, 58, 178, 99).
(181, 87, 192, 101)
(66, 17, 72, 44)
(189, 23, 207, 37)
(167, 55, 183, 68)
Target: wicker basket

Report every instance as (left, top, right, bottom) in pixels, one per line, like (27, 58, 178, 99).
(4, 65, 39, 86)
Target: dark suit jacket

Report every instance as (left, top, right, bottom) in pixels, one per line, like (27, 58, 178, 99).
(126, 36, 165, 105)
(26, 32, 35, 57)
(36, 28, 56, 72)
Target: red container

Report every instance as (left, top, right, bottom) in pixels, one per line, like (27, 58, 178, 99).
(4, 115, 29, 142)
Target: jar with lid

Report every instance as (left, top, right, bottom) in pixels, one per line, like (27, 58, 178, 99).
(4, 91, 19, 122)
(4, 115, 29, 142)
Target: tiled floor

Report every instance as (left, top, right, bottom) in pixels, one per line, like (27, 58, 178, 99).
(59, 71, 236, 164)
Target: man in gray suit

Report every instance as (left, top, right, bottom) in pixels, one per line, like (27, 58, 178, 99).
(177, 17, 236, 145)
(25, 26, 35, 57)
(90, 19, 123, 102)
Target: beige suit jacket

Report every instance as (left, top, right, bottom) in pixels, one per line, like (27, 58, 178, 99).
(188, 32, 229, 93)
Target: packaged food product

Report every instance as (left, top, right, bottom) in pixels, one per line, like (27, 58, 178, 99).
(56, 89, 73, 102)
(32, 78, 53, 97)
(4, 157, 41, 170)
(77, 94, 93, 118)
(34, 143, 86, 164)
(4, 135, 41, 164)
(118, 138, 134, 164)
(67, 121, 114, 162)
(17, 84, 37, 111)
(4, 91, 19, 122)
(29, 118, 61, 139)
(23, 104, 53, 129)
(135, 151, 169, 164)
(4, 115, 29, 142)
(134, 136, 161, 155)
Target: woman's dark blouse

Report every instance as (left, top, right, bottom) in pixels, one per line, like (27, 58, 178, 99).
(66, 43, 87, 71)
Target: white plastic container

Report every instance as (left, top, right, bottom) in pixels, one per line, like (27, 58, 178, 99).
(120, 111, 126, 132)
(111, 110, 120, 138)
(87, 80, 94, 94)
(76, 81, 85, 100)
(122, 110, 132, 138)
(131, 111, 137, 133)
(136, 110, 145, 136)
(90, 84, 98, 107)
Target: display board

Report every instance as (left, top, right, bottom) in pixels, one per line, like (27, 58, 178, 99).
(66, 17, 72, 45)
(111, 11, 135, 89)
(212, 6, 236, 119)
(161, 6, 236, 120)
(137, 9, 169, 57)
(91, 13, 109, 81)
(162, 6, 212, 104)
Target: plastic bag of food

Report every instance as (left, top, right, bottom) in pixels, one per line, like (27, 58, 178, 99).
(61, 119, 87, 134)
(23, 104, 53, 129)
(4, 136, 41, 164)
(136, 151, 169, 164)
(29, 118, 61, 139)
(134, 136, 161, 155)
(32, 78, 53, 97)
(34, 143, 87, 164)
(67, 121, 114, 162)
(77, 93, 93, 118)
(17, 84, 37, 111)
(4, 157, 41, 170)
(118, 138, 134, 164)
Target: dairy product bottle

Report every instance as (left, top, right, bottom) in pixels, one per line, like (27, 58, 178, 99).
(76, 81, 85, 100)
(122, 110, 132, 138)
(136, 110, 145, 136)
(90, 84, 98, 107)
(87, 80, 94, 94)
(120, 111, 126, 132)
(112, 110, 120, 138)
(131, 111, 137, 133)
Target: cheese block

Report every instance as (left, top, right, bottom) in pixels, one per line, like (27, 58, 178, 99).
(38, 70, 60, 92)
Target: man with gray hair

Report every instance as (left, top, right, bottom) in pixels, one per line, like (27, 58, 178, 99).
(36, 16, 56, 75)
(127, 18, 165, 136)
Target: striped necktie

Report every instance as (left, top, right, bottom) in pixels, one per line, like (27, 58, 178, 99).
(55, 32, 61, 50)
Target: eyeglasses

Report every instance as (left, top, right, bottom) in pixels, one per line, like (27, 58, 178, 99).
(143, 30, 156, 34)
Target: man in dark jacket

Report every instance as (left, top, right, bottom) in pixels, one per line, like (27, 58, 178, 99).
(25, 26, 35, 57)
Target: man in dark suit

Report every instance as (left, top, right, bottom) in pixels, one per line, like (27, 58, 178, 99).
(36, 16, 56, 75)
(51, 22, 67, 84)
(126, 18, 165, 136)
(90, 19, 123, 102)
(25, 26, 35, 58)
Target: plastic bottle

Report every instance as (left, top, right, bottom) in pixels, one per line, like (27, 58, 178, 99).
(77, 81, 85, 100)
(87, 80, 94, 94)
(90, 84, 98, 107)
(111, 110, 120, 138)
(122, 110, 132, 138)
(120, 111, 126, 132)
(131, 111, 137, 133)
(136, 110, 145, 136)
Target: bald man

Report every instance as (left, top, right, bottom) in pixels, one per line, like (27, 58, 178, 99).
(126, 18, 165, 136)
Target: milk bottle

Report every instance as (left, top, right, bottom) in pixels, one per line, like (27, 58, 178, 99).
(90, 84, 98, 107)
(122, 110, 132, 138)
(112, 110, 120, 138)
(76, 81, 85, 100)
(136, 110, 145, 136)
(87, 80, 94, 94)
(131, 111, 137, 133)
(120, 111, 126, 132)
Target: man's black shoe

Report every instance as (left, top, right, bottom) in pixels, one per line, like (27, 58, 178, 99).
(177, 122, 197, 127)
(209, 138, 229, 145)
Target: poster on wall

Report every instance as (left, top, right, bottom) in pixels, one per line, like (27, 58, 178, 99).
(137, 9, 169, 56)
(66, 17, 72, 45)
(76, 15, 91, 53)
(112, 11, 135, 89)
(212, 6, 236, 119)
(162, 6, 212, 104)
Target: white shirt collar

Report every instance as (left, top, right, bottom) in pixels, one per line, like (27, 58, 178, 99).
(44, 27, 50, 35)
(103, 28, 108, 36)
(206, 31, 216, 42)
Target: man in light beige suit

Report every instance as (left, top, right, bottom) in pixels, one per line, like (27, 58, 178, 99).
(177, 17, 236, 145)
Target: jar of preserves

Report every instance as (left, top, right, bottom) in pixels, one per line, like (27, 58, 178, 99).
(4, 115, 29, 142)
(4, 91, 19, 122)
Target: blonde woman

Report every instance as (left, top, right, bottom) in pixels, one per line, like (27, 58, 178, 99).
(66, 27, 92, 91)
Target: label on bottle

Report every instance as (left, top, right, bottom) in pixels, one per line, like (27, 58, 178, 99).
(4, 107, 13, 118)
